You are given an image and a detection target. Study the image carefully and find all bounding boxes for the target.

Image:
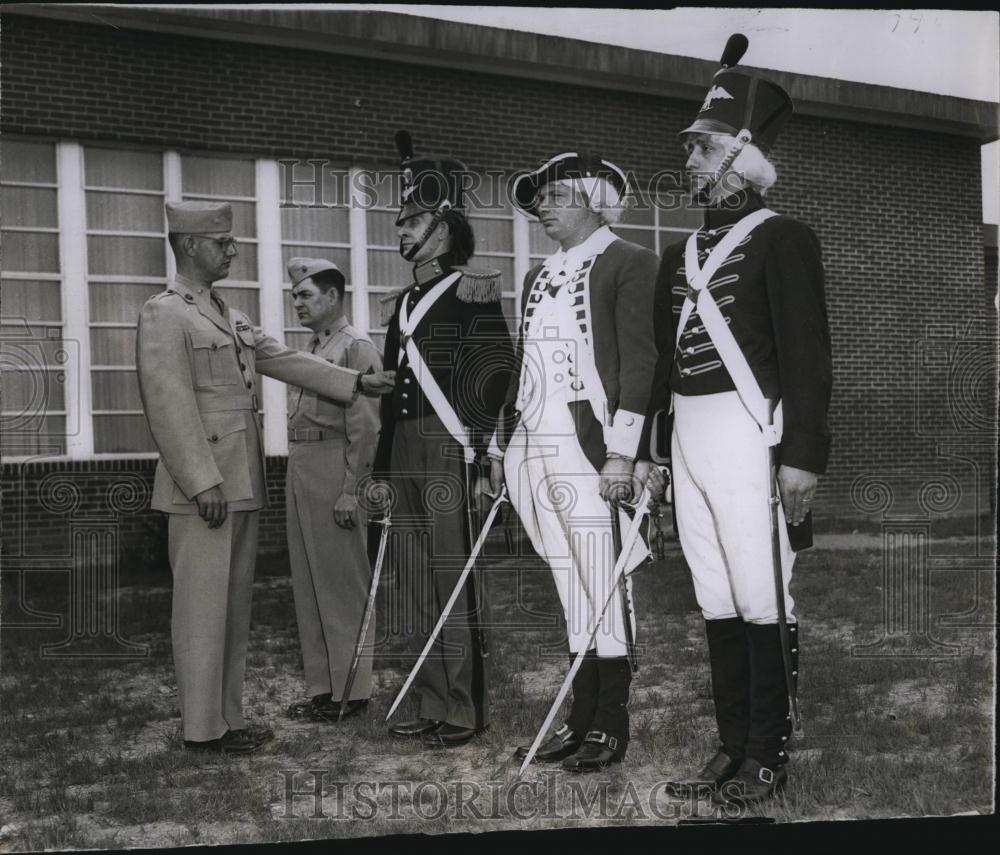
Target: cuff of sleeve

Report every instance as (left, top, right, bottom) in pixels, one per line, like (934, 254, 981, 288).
(178, 472, 224, 502)
(778, 430, 830, 475)
(604, 409, 644, 459)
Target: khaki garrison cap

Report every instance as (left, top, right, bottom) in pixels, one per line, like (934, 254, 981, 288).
(165, 201, 233, 235)
(287, 257, 342, 287)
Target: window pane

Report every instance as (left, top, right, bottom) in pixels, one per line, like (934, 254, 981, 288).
(528, 221, 557, 255)
(0, 324, 65, 364)
(225, 244, 258, 282)
(90, 327, 136, 367)
(182, 156, 254, 197)
(89, 282, 162, 323)
(0, 415, 65, 456)
(214, 286, 260, 323)
(367, 250, 409, 289)
(613, 226, 656, 252)
(85, 148, 163, 190)
(1, 186, 58, 227)
(2, 367, 66, 411)
(501, 297, 520, 335)
(659, 231, 688, 254)
(1, 280, 61, 323)
(281, 246, 349, 280)
(279, 163, 351, 206)
(221, 201, 257, 238)
(622, 196, 656, 227)
(368, 330, 387, 353)
(466, 173, 511, 214)
(3, 232, 60, 273)
(359, 171, 395, 211)
(468, 217, 513, 253)
(87, 235, 165, 276)
(86, 192, 164, 232)
(92, 370, 143, 410)
(284, 330, 313, 351)
(93, 415, 156, 453)
(282, 289, 353, 328)
(366, 210, 399, 247)
(1, 140, 57, 184)
(658, 202, 703, 231)
(368, 292, 403, 330)
(281, 206, 351, 243)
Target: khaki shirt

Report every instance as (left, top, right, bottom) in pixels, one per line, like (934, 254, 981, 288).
(288, 317, 382, 496)
(137, 275, 361, 513)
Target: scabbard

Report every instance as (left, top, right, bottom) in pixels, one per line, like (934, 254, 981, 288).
(611, 507, 639, 674)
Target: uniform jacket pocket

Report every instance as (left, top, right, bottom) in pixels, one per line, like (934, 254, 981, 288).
(189, 329, 238, 387)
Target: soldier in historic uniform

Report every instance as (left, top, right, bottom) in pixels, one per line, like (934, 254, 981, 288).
(636, 36, 833, 805)
(374, 132, 515, 748)
(487, 152, 659, 771)
(283, 257, 382, 724)
(137, 202, 394, 754)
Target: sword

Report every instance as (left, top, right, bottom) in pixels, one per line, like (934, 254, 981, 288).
(517, 481, 656, 776)
(462, 459, 489, 658)
(385, 486, 508, 721)
(610, 507, 639, 674)
(767, 421, 802, 733)
(339, 511, 392, 721)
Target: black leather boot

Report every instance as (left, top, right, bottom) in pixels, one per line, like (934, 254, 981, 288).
(563, 656, 631, 771)
(665, 618, 749, 796)
(565, 650, 599, 737)
(713, 622, 795, 808)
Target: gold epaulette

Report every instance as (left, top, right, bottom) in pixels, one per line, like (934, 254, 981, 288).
(377, 288, 406, 326)
(454, 265, 503, 303)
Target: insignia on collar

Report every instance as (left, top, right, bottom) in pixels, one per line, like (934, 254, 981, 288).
(235, 321, 251, 331)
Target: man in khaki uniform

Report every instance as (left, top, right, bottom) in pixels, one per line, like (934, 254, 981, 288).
(137, 201, 394, 755)
(283, 257, 382, 723)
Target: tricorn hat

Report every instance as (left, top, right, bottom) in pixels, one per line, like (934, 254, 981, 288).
(511, 151, 630, 219)
(394, 130, 467, 226)
(679, 34, 793, 153)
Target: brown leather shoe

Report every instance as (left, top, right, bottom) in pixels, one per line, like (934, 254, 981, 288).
(664, 749, 743, 796)
(514, 724, 581, 762)
(388, 717, 442, 738)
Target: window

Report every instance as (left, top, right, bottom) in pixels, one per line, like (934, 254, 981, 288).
(1, 138, 696, 461)
(1, 140, 65, 457)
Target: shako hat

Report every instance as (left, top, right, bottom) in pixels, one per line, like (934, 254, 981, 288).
(679, 33, 793, 153)
(511, 151, 630, 218)
(394, 130, 468, 226)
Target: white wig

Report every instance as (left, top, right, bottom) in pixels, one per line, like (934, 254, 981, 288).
(555, 176, 630, 225)
(719, 136, 778, 194)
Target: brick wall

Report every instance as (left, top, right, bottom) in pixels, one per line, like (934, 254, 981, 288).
(1, 14, 995, 561)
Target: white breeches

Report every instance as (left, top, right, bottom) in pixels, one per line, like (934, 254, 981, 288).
(504, 407, 644, 656)
(672, 391, 796, 625)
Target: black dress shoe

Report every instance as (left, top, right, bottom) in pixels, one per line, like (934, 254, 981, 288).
(514, 724, 581, 762)
(184, 725, 274, 756)
(664, 748, 743, 796)
(421, 722, 482, 748)
(287, 694, 332, 720)
(711, 758, 787, 808)
(388, 718, 442, 738)
(310, 698, 369, 722)
(560, 730, 624, 772)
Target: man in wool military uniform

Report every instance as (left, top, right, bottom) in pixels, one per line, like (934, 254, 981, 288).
(374, 131, 515, 748)
(637, 35, 833, 805)
(486, 151, 659, 771)
(283, 257, 382, 724)
(137, 201, 394, 754)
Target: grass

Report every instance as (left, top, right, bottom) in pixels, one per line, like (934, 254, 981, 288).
(0, 525, 994, 848)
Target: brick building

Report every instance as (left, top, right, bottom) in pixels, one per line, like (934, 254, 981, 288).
(2, 6, 997, 566)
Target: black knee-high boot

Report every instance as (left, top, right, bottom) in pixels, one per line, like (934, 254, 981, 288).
(666, 617, 749, 795)
(713, 622, 796, 807)
(562, 656, 631, 771)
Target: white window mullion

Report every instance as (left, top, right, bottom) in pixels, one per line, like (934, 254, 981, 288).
(163, 151, 182, 281)
(348, 166, 371, 335)
(57, 142, 94, 459)
(513, 210, 531, 302)
(256, 158, 289, 457)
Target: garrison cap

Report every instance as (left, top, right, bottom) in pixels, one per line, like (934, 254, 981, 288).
(394, 130, 467, 226)
(165, 201, 233, 235)
(679, 33, 793, 153)
(287, 257, 345, 289)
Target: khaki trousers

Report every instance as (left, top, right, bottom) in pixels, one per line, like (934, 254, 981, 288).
(168, 510, 258, 741)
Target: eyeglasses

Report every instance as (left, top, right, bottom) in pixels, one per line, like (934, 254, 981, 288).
(195, 235, 238, 251)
